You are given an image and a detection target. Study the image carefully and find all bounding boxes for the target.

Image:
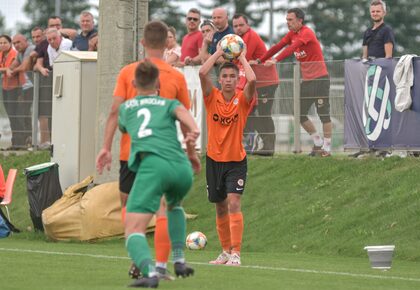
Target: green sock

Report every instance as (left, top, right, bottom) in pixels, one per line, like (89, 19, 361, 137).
(167, 206, 186, 263)
(126, 233, 155, 277)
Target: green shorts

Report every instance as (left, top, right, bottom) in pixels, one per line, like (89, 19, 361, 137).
(126, 153, 193, 214)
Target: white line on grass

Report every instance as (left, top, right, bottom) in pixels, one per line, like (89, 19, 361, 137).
(1, 247, 419, 283)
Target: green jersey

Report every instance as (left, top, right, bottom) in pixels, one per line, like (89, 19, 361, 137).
(119, 95, 188, 172)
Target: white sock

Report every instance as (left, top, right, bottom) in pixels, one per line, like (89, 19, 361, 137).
(323, 137, 331, 152)
(311, 133, 323, 147)
(155, 262, 167, 269)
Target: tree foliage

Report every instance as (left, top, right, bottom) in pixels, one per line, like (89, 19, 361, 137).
(306, 0, 420, 59)
(149, 1, 186, 36)
(18, 0, 91, 36)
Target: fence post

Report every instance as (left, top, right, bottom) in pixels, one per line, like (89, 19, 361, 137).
(293, 62, 301, 153)
(32, 71, 40, 150)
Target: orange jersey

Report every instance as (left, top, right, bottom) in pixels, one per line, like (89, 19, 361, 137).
(204, 87, 251, 162)
(113, 57, 190, 161)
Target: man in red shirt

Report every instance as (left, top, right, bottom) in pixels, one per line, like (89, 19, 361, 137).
(233, 14, 279, 156)
(180, 8, 203, 66)
(256, 8, 332, 157)
(199, 43, 256, 266)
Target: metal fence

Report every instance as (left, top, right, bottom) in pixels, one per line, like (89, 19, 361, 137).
(0, 61, 346, 154)
(0, 71, 52, 151)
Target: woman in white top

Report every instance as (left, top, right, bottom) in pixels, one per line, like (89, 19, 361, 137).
(163, 27, 181, 66)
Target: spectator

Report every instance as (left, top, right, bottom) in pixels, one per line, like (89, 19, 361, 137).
(47, 15, 77, 40)
(180, 8, 203, 66)
(362, 0, 394, 60)
(46, 28, 72, 66)
(72, 11, 97, 51)
(32, 26, 52, 148)
(233, 14, 279, 156)
(163, 26, 181, 66)
(201, 7, 233, 63)
(88, 32, 98, 51)
(257, 8, 332, 157)
(0, 35, 24, 150)
(198, 20, 216, 63)
(8, 34, 35, 148)
(351, 0, 395, 158)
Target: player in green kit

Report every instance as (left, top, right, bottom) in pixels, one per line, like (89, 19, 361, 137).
(119, 60, 200, 288)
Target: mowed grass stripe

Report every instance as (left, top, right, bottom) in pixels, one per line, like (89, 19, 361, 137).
(1, 247, 419, 283)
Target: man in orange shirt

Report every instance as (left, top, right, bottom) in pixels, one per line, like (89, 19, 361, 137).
(96, 20, 198, 281)
(199, 43, 256, 266)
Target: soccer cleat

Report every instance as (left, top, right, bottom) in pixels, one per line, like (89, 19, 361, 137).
(226, 252, 241, 266)
(155, 266, 175, 281)
(308, 145, 323, 157)
(209, 251, 231, 265)
(129, 276, 159, 288)
(174, 262, 195, 278)
(129, 263, 141, 279)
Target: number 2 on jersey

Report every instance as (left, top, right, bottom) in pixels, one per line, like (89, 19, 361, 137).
(137, 108, 152, 138)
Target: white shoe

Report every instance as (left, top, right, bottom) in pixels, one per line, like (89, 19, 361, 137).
(209, 251, 231, 265)
(226, 252, 241, 266)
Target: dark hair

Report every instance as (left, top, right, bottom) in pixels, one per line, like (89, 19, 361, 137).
(200, 20, 215, 29)
(188, 8, 201, 16)
(48, 15, 63, 21)
(232, 13, 248, 24)
(287, 8, 305, 22)
(0, 34, 12, 43)
(144, 20, 169, 49)
(219, 61, 239, 75)
(135, 60, 160, 89)
(31, 26, 44, 33)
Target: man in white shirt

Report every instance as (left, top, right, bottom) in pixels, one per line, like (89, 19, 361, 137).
(46, 28, 72, 66)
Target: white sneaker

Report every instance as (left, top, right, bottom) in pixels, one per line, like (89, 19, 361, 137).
(209, 251, 231, 265)
(226, 253, 241, 266)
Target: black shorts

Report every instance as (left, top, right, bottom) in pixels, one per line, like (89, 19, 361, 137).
(300, 75, 330, 116)
(206, 155, 247, 203)
(119, 160, 135, 194)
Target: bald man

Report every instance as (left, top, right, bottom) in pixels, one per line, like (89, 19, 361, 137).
(209, 7, 234, 55)
(8, 34, 35, 148)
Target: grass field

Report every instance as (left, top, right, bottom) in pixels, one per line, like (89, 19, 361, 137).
(1, 152, 420, 289)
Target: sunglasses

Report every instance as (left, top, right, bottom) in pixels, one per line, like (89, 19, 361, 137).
(187, 17, 199, 22)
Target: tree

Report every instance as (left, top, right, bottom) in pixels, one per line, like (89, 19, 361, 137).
(149, 1, 186, 36)
(18, 0, 91, 36)
(306, 0, 420, 59)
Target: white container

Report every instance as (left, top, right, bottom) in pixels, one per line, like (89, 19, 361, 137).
(364, 245, 395, 269)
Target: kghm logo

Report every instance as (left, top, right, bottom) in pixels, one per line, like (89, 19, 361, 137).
(362, 65, 391, 141)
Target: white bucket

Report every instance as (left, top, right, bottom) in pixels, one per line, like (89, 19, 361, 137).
(364, 245, 395, 269)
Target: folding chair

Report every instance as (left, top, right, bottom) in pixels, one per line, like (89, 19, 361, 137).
(0, 165, 18, 222)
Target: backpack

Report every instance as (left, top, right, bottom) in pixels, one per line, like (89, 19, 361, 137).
(0, 207, 20, 238)
(0, 213, 10, 238)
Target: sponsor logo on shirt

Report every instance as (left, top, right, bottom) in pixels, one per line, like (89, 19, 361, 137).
(212, 113, 239, 125)
(294, 50, 307, 60)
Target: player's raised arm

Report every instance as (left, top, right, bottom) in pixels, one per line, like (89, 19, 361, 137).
(199, 43, 224, 97)
(237, 45, 256, 102)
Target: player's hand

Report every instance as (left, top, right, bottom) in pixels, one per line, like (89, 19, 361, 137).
(264, 59, 276, 67)
(238, 43, 247, 61)
(96, 148, 112, 175)
(215, 41, 224, 57)
(184, 130, 200, 146)
(188, 153, 201, 174)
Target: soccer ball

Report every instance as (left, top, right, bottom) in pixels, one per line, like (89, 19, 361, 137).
(186, 231, 207, 250)
(220, 34, 244, 60)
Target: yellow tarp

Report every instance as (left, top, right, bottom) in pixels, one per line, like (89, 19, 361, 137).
(42, 176, 155, 241)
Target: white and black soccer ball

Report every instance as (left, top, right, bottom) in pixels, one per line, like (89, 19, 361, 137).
(186, 231, 207, 250)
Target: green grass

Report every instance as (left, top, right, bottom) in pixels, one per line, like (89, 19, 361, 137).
(1, 152, 420, 289)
